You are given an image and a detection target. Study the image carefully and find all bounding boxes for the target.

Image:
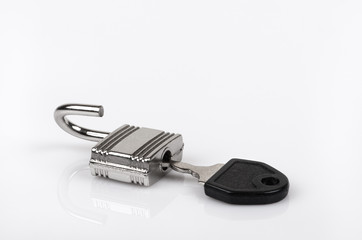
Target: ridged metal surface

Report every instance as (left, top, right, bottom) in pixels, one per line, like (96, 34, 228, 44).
(90, 125, 183, 186)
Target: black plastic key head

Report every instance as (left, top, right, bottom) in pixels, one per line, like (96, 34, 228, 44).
(204, 159, 289, 204)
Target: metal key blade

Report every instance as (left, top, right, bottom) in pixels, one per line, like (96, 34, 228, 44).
(170, 161, 224, 183)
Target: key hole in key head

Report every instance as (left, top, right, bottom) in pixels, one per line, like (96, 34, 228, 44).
(261, 176, 280, 186)
(161, 150, 172, 172)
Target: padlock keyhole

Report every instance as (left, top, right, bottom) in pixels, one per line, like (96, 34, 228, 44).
(161, 150, 172, 172)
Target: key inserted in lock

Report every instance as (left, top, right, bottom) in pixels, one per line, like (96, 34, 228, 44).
(55, 103, 289, 204)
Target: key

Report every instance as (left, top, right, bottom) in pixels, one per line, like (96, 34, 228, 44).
(171, 159, 289, 204)
(54, 103, 289, 204)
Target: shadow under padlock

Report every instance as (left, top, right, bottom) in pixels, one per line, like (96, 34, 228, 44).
(57, 161, 184, 224)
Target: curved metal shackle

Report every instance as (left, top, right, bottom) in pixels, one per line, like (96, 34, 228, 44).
(54, 103, 110, 142)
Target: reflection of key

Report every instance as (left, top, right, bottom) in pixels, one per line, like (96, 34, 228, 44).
(171, 159, 289, 204)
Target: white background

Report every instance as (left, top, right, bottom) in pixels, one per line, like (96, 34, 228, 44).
(1, 0, 362, 239)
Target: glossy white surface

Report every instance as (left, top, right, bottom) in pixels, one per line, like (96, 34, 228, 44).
(1, 1, 361, 239)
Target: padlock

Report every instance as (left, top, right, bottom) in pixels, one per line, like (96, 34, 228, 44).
(54, 104, 183, 186)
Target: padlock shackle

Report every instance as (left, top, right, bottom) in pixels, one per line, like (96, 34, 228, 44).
(54, 103, 110, 142)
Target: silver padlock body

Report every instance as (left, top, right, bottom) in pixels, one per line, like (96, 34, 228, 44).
(90, 124, 183, 186)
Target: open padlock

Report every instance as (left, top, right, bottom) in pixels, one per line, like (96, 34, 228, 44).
(55, 103, 289, 204)
(54, 104, 183, 186)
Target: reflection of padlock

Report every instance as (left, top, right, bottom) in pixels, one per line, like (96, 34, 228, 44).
(55, 104, 183, 186)
(57, 161, 183, 223)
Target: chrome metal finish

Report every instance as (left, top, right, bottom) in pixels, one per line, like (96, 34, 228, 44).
(54, 103, 109, 142)
(55, 103, 184, 186)
(90, 125, 183, 186)
(170, 161, 224, 183)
